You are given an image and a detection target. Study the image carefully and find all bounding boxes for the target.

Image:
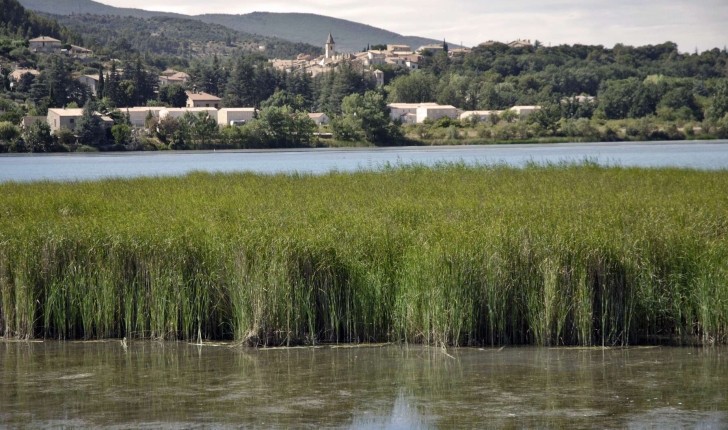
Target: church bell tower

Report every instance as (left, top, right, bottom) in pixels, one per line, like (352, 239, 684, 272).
(325, 32, 336, 59)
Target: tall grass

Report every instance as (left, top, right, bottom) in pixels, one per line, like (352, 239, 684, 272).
(1, 162, 727, 346)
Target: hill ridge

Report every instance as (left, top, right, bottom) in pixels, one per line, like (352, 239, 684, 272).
(18, 0, 448, 53)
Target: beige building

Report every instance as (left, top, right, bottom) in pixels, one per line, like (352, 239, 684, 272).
(387, 103, 439, 122)
(416, 105, 459, 123)
(387, 45, 412, 53)
(29, 36, 62, 54)
(159, 107, 218, 121)
(159, 71, 190, 87)
(459, 110, 501, 122)
(67, 45, 93, 59)
(122, 107, 165, 127)
(509, 105, 540, 117)
(10, 68, 39, 82)
(218, 108, 256, 126)
(508, 39, 533, 48)
(77, 75, 100, 96)
(307, 113, 329, 126)
(47, 108, 113, 134)
(186, 91, 221, 108)
(416, 44, 445, 54)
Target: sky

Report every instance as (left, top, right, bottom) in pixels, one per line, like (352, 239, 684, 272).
(96, 0, 727, 52)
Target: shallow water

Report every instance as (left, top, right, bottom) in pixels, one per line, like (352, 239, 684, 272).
(0, 342, 725, 428)
(1, 141, 728, 183)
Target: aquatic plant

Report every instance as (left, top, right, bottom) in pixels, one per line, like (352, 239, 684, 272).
(0, 162, 727, 346)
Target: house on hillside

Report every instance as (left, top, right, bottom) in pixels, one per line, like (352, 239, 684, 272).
(416, 44, 445, 54)
(10, 68, 39, 82)
(47, 108, 113, 134)
(29, 36, 62, 54)
(218, 108, 256, 126)
(308, 113, 329, 126)
(448, 48, 472, 58)
(387, 45, 412, 53)
(66, 45, 93, 59)
(508, 39, 533, 48)
(159, 71, 190, 87)
(77, 75, 100, 96)
(186, 91, 221, 108)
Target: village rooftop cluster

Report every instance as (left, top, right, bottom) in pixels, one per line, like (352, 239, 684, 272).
(10, 34, 543, 136)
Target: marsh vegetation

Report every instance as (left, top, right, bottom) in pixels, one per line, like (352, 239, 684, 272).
(1, 163, 726, 346)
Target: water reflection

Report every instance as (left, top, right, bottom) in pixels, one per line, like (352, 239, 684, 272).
(0, 342, 726, 428)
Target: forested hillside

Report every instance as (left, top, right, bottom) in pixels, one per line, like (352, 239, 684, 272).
(18, 0, 445, 53)
(46, 13, 322, 60)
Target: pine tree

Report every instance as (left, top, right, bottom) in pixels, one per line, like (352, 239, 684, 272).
(75, 101, 105, 147)
(97, 66, 104, 100)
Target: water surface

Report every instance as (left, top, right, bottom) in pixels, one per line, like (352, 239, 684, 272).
(1, 342, 725, 428)
(1, 141, 727, 183)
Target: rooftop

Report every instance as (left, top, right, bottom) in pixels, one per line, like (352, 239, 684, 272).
(29, 36, 61, 43)
(185, 91, 222, 101)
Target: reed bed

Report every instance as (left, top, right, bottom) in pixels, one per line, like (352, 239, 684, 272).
(0, 162, 727, 346)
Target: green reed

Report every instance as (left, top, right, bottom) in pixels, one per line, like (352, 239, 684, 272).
(0, 162, 727, 346)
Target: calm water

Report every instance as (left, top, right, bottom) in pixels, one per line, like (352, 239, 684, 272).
(0, 342, 725, 429)
(1, 141, 728, 183)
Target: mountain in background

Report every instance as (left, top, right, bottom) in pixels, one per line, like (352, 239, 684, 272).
(18, 0, 450, 54)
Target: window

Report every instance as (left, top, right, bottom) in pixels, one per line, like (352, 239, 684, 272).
(206, 104, 209, 107)
(70, 118, 74, 124)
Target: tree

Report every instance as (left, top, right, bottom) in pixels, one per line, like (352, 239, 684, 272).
(0, 121, 20, 142)
(254, 105, 316, 147)
(23, 120, 55, 152)
(224, 57, 256, 107)
(111, 123, 132, 146)
(75, 101, 105, 147)
(707, 80, 728, 122)
(387, 73, 439, 103)
(159, 84, 187, 108)
(97, 66, 105, 100)
(339, 91, 402, 144)
(261, 90, 307, 112)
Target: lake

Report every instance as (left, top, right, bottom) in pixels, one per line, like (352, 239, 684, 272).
(1, 141, 728, 183)
(0, 342, 725, 428)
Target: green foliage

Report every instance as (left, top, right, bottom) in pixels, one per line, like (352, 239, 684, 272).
(1, 164, 727, 346)
(260, 90, 308, 112)
(45, 12, 323, 60)
(158, 84, 187, 108)
(253, 105, 316, 147)
(111, 122, 131, 146)
(22, 118, 55, 152)
(55, 126, 75, 145)
(75, 100, 105, 146)
(387, 73, 439, 103)
(0, 121, 20, 141)
(339, 91, 402, 144)
(707, 80, 728, 122)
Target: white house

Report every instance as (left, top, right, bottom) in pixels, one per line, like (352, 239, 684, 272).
(308, 113, 329, 126)
(509, 105, 540, 118)
(122, 107, 164, 127)
(159, 107, 218, 121)
(459, 110, 502, 122)
(387, 103, 439, 122)
(416, 105, 459, 123)
(28, 36, 61, 54)
(416, 44, 445, 54)
(218, 108, 256, 126)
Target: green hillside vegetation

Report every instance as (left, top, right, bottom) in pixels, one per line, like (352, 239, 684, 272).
(18, 0, 445, 53)
(46, 13, 322, 60)
(1, 164, 727, 346)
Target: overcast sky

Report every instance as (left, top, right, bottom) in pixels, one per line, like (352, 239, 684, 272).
(97, 0, 727, 52)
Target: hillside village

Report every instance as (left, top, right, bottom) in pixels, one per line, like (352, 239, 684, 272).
(7, 33, 543, 144)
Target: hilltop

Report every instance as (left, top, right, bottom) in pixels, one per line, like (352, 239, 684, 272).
(18, 0, 447, 53)
(44, 13, 323, 60)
